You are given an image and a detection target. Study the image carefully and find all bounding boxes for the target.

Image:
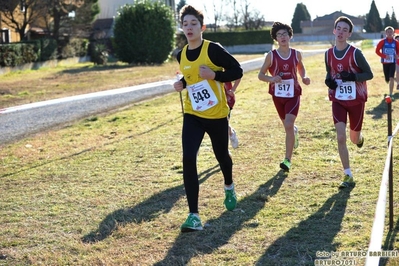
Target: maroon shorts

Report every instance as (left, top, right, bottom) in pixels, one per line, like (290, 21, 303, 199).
(332, 101, 365, 131)
(272, 96, 300, 120)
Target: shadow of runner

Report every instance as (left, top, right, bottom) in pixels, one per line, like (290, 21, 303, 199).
(365, 94, 392, 120)
(81, 164, 220, 243)
(153, 170, 288, 266)
(255, 187, 353, 265)
(1, 117, 181, 176)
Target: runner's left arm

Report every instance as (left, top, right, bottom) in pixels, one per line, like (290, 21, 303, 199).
(208, 42, 243, 82)
(355, 49, 373, 82)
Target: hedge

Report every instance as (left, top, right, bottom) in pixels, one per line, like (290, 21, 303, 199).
(0, 38, 88, 67)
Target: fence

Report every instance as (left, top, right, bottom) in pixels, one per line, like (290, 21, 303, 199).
(366, 96, 397, 265)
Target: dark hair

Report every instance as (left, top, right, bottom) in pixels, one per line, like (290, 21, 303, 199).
(334, 16, 353, 33)
(179, 5, 204, 27)
(270, 22, 293, 40)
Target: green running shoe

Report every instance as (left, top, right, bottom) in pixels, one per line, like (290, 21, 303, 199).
(339, 175, 355, 189)
(280, 158, 291, 172)
(224, 186, 237, 211)
(180, 213, 203, 232)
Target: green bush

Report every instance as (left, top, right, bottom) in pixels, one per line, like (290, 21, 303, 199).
(0, 37, 89, 67)
(21, 43, 39, 63)
(0, 45, 15, 67)
(0, 42, 39, 67)
(90, 42, 108, 65)
(12, 44, 25, 66)
(113, 1, 175, 64)
(39, 38, 58, 61)
(59, 38, 89, 59)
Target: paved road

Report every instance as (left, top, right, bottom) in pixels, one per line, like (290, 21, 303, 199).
(0, 58, 265, 145)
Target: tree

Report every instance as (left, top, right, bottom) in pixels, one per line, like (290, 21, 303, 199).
(176, 0, 186, 14)
(210, 0, 224, 32)
(0, 0, 49, 41)
(70, 0, 99, 37)
(364, 0, 382, 32)
(113, 1, 175, 64)
(43, 0, 86, 40)
(246, 10, 264, 30)
(383, 12, 391, 28)
(225, 0, 241, 31)
(229, 0, 240, 29)
(237, 0, 264, 30)
(390, 10, 398, 29)
(240, 0, 252, 30)
(0, 0, 98, 41)
(291, 3, 310, 34)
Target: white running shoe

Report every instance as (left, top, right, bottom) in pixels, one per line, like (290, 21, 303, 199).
(230, 128, 239, 149)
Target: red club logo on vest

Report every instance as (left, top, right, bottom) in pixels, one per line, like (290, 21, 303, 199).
(283, 64, 289, 71)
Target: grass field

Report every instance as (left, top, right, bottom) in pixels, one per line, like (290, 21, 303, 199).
(1, 46, 399, 265)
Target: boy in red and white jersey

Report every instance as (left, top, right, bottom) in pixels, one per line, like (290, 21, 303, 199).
(258, 22, 310, 172)
(325, 16, 373, 189)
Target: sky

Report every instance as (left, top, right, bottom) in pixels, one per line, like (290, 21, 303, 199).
(185, 0, 398, 25)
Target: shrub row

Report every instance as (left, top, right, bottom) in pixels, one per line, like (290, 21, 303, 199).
(0, 38, 88, 67)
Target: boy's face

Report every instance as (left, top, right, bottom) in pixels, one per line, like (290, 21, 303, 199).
(182, 14, 204, 42)
(334, 21, 352, 41)
(275, 29, 290, 45)
(386, 29, 394, 39)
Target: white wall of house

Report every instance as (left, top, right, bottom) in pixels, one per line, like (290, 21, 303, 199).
(98, 0, 175, 19)
(98, 0, 135, 19)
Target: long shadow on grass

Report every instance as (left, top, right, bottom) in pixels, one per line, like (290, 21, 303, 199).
(81, 164, 220, 243)
(255, 187, 353, 265)
(379, 215, 399, 265)
(153, 170, 288, 265)
(1, 117, 179, 178)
